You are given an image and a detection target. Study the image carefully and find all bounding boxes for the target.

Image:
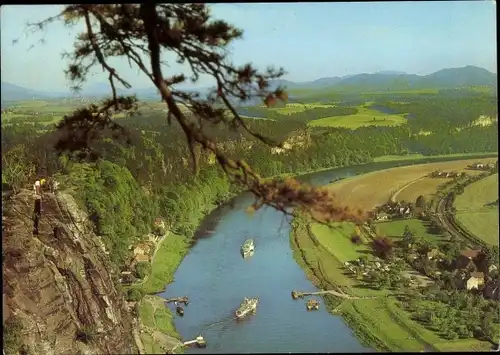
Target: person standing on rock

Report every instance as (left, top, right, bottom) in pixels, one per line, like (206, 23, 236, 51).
(34, 180, 41, 196)
(32, 179, 45, 235)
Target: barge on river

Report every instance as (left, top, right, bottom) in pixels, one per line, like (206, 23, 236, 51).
(241, 238, 255, 258)
(306, 298, 320, 311)
(235, 297, 259, 318)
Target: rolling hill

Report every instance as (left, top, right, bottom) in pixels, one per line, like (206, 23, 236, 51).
(1, 82, 57, 105)
(271, 65, 497, 95)
(2, 66, 496, 106)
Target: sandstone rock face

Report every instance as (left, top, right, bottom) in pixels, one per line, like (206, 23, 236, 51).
(2, 190, 138, 355)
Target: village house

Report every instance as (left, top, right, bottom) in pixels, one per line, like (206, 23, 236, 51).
(454, 249, 481, 271)
(402, 206, 412, 218)
(466, 272, 485, 290)
(426, 248, 442, 260)
(375, 212, 390, 221)
(119, 271, 137, 285)
(148, 234, 159, 244)
(483, 279, 500, 300)
(133, 242, 152, 257)
(471, 162, 485, 170)
(488, 264, 498, 274)
(153, 217, 166, 238)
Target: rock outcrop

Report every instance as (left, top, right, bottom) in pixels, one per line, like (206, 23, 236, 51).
(2, 189, 138, 355)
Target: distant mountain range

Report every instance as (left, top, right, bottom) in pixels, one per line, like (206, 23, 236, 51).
(1, 66, 496, 105)
(268, 66, 497, 93)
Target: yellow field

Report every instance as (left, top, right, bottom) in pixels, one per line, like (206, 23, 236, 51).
(394, 172, 485, 205)
(308, 105, 406, 129)
(394, 177, 445, 203)
(327, 158, 497, 212)
(373, 152, 497, 163)
(454, 173, 499, 245)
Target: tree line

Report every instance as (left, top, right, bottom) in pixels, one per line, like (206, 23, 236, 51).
(1, 93, 497, 268)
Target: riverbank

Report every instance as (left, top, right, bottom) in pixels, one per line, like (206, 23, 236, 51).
(289, 218, 433, 351)
(265, 151, 497, 182)
(373, 152, 497, 163)
(131, 192, 238, 353)
(290, 215, 493, 352)
(288, 159, 495, 352)
(135, 152, 497, 353)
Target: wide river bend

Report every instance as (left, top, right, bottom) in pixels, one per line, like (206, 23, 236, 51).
(160, 155, 493, 353)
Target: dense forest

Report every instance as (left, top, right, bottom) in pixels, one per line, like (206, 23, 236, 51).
(2, 94, 497, 268)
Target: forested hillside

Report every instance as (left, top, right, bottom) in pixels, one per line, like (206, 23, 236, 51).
(2, 92, 498, 270)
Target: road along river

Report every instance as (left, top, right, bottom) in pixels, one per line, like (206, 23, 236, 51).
(160, 155, 496, 353)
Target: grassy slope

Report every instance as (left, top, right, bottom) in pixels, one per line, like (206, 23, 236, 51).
(311, 223, 370, 263)
(136, 233, 190, 295)
(132, 231, 196, 353)
(395, 177, 447, 204)
(138, 295, 182, 353)
(290, 160, 497, 351)
(375, 218, 446, 246)
(308, 104, 406, 129)
(289, 219, 487, 351)
(130, 196, 229, 352)
(291, 220, 491, 352)
(454, 173, 499, 245)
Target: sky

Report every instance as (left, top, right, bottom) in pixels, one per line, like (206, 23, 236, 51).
(1, 2, 497, 92)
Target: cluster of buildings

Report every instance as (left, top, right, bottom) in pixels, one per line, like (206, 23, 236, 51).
(344, 258, 391, 275)
(119, 218, 166, 284)
(468, 162, 496, 171)
(372, 201, 422, 221)
(427, 170, 466, 179)
(452, 248, 498, 298)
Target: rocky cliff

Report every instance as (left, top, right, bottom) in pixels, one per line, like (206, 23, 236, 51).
(2, 189, 138, 355)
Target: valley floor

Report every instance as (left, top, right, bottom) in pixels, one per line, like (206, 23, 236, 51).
(289, 221, 493, 352)
(289, 158, 499, 352)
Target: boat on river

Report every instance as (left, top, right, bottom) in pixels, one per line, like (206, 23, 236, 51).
(235, 297, 259, 318)
(241, 238, 255, 258)
(306, 298, 320, 311)
(176, 306, 184, 316)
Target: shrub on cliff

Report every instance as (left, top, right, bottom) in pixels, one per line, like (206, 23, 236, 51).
(4, 315, 24, 354)
(126, 288, 145, 302)
(65, 160, 158, 267)
(75, 326, 97, 344)
(135, 262, 152, 280)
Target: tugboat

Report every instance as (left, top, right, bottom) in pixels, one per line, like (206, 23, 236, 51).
(241, 239, 255, 258)
(306, 299, 320, 311)
(176, 306, 184, 316)
(235, 297, 259, 318)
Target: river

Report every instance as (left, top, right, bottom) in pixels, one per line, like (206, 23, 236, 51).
(160, 154, 496, 353)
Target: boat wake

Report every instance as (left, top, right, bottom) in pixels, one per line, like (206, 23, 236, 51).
(199, 314, 237, 334)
